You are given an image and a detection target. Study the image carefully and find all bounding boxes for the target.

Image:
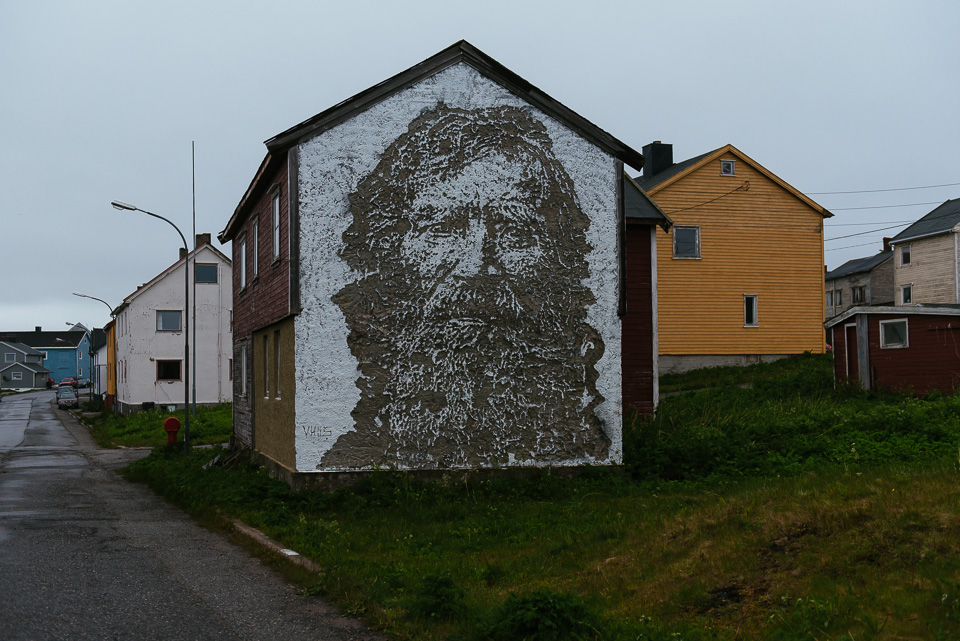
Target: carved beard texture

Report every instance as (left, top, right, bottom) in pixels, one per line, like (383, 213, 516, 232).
(323, 103, 610, 469)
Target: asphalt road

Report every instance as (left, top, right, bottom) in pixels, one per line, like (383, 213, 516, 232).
(0, 390, 383, 641)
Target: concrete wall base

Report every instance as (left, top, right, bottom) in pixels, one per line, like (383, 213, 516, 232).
(248, 448, 614, 492)
(659, 353, 792, 375)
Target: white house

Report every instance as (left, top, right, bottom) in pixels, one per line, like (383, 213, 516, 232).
(113, 234, 233, 413)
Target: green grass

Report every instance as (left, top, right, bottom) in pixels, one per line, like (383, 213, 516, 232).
(87, 403, 232, 448)
(124, 355, 960, 640)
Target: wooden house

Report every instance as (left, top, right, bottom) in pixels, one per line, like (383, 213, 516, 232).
(824, 243, 894, 320)
(888, 199, 960, 306)
(825, 305, 960, 394)
(218, 41, 668, 484)
(636, 142, 831, 373)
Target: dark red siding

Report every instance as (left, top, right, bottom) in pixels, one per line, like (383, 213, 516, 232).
(231, 155, 293, 447)
(867, 314, 960, 395)
(622, 223, 656, 416)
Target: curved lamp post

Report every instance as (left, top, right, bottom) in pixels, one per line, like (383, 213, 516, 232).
(111, 200, 190, 452)
(73, 292, 116, 406)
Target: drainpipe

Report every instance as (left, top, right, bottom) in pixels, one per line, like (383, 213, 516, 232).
(954, 231, 959, 304)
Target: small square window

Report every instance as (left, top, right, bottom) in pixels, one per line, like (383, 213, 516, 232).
(3, 352, 13, 363)
(901, 285, 912, 305)
(744, 294, 758, 327)
(195, 263, 218, 283)
(880, 319, 908, 349)
(157, 360, 182, 381)
(673, 226, 700, 259)
(901, 245, 911, 266)
(720, 159, 736, 176)
(156, 310, 182, 331)
(11, 371, 22, 381)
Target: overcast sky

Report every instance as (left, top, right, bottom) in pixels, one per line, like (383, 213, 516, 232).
(2, 0, 958, 332)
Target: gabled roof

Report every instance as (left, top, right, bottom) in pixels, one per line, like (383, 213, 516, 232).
(825, 304, 960, 329)
(889, 199, 960, 245)
(0, 331, 85, 349)
(825, 250, 893, 281)
(624, 174, 672, 231)
(119, 241, 231, 308)
(635, 144, 832, 219)
(220, 40, 647, 242)
(0, 341, 44, 357)
(90, 328, 107, 352)
(0, 361, 51, 375)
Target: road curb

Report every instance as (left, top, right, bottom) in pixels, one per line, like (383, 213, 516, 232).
(231, 520, 324, 575)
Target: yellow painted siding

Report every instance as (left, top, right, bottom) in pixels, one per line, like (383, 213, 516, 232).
(894, 234, 957, 304)
(650, 153, 826, 355)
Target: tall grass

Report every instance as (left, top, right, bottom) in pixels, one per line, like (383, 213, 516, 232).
(126, 355, 960, 640)
(89, 403, 232, 447)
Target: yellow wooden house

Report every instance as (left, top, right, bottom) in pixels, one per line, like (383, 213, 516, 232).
(636, 142, 830, 373)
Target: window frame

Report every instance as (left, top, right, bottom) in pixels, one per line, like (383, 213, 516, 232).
(272, 188, 281, 262)
(11, 371, 22, 381)
(195, 263, 218, 284)
(156, 310, 183, 332)
(239, 235, 247, 290)
(879, 318, 909, 349)
(826, 291, 834, 307)
(720, 159, 736, 176)
(263, 334, 270, 399)
(853, 286, 866, 304)
(900, 244, 911, 266)
(252, 219, 259, 278)
(3, 352, 13, 363)
(156, 359, 182, 382)
(672, 225, 701, 259)
(743, 294, 759, 327)
(901, 284, 913, 305)
(274, 330, 281, 399)
(240, 345, 247, 397)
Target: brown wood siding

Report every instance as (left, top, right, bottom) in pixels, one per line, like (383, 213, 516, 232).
(622, 223, 655, 415)
(650, 155, 825, 355)
(867, 313, 960, 395)
(233, 158, 292, 340)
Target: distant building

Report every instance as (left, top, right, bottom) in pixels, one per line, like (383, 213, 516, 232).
(637, 142, 831, 373)
(112, 234, 233, 413)
(825, 243, 894, 320)
(0, 327, 90, 383)
(0, 341, 51, 389)
(889, 199, 960, 306)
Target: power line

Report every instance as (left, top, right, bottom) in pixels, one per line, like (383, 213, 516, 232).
(825, 223, 911, 242)
(826, 220, 916, 227)
(663, 181, 749, 214)
(829, 200, 943, 211)
(826, 240, 886, 252)
(809, 181, 960, 195)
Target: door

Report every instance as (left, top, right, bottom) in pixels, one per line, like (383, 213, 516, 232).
(845, 324, 858, 383)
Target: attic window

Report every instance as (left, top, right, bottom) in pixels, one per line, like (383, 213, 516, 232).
(720, 159, 736, 176)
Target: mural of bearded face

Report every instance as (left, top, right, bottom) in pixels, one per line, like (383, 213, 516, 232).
(325, 103, 611, 469)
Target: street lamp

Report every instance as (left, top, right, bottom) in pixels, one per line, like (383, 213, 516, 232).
(73, 292, 116, 405)
(111, 200, 190, 452)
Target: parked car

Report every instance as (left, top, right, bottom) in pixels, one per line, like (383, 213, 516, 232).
(59, 377, 78, 388)
(77, 377, 90, 388)
(57, 385, 79, 409)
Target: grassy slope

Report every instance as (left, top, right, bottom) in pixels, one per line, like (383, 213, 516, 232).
(126, 356, 960, 640)
(86, 403, 232, 448)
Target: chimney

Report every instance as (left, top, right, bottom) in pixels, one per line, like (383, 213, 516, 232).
(196, 233, 211, 247)
(642, 141, 673, 178)
(882, 237, 892, 253)
(179, 248, 187, 260)
(35, 326, 41, 332)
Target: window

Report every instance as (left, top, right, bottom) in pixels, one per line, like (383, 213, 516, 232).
(835, 289, 842, 306)
(274, 330, 281, 399)
(880, 319, 909, 349)
(157, 360, 182, 381)
(720, 159, 736, 176)
(901, 245, 911, 266)
(11, 371, 22, 381)
(853, 286, 866, 304)
(195, 263, 218, 283)
(253, 219, 259, 278)
(156, 310, 182, 331)
(673, 226, 700, 259)
(744, 294, 758, 327)
(239, 236, 247, 289)
(272, 189, 281, 261)
(901, 285, 913, 305)
(3, 352, 13, 363)
(263, 334, 270, 398)
(826, 291, 834, 306)
(229, 358, 233, 381)
(240, 346, 247, 397)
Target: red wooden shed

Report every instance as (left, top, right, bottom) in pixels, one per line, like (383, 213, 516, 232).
(825, 305, 960, 394)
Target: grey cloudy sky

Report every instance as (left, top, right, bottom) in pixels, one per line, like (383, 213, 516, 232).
(2, 0, 958, 332)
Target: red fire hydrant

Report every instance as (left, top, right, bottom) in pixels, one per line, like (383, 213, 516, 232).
(163, 416, 181, 445)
